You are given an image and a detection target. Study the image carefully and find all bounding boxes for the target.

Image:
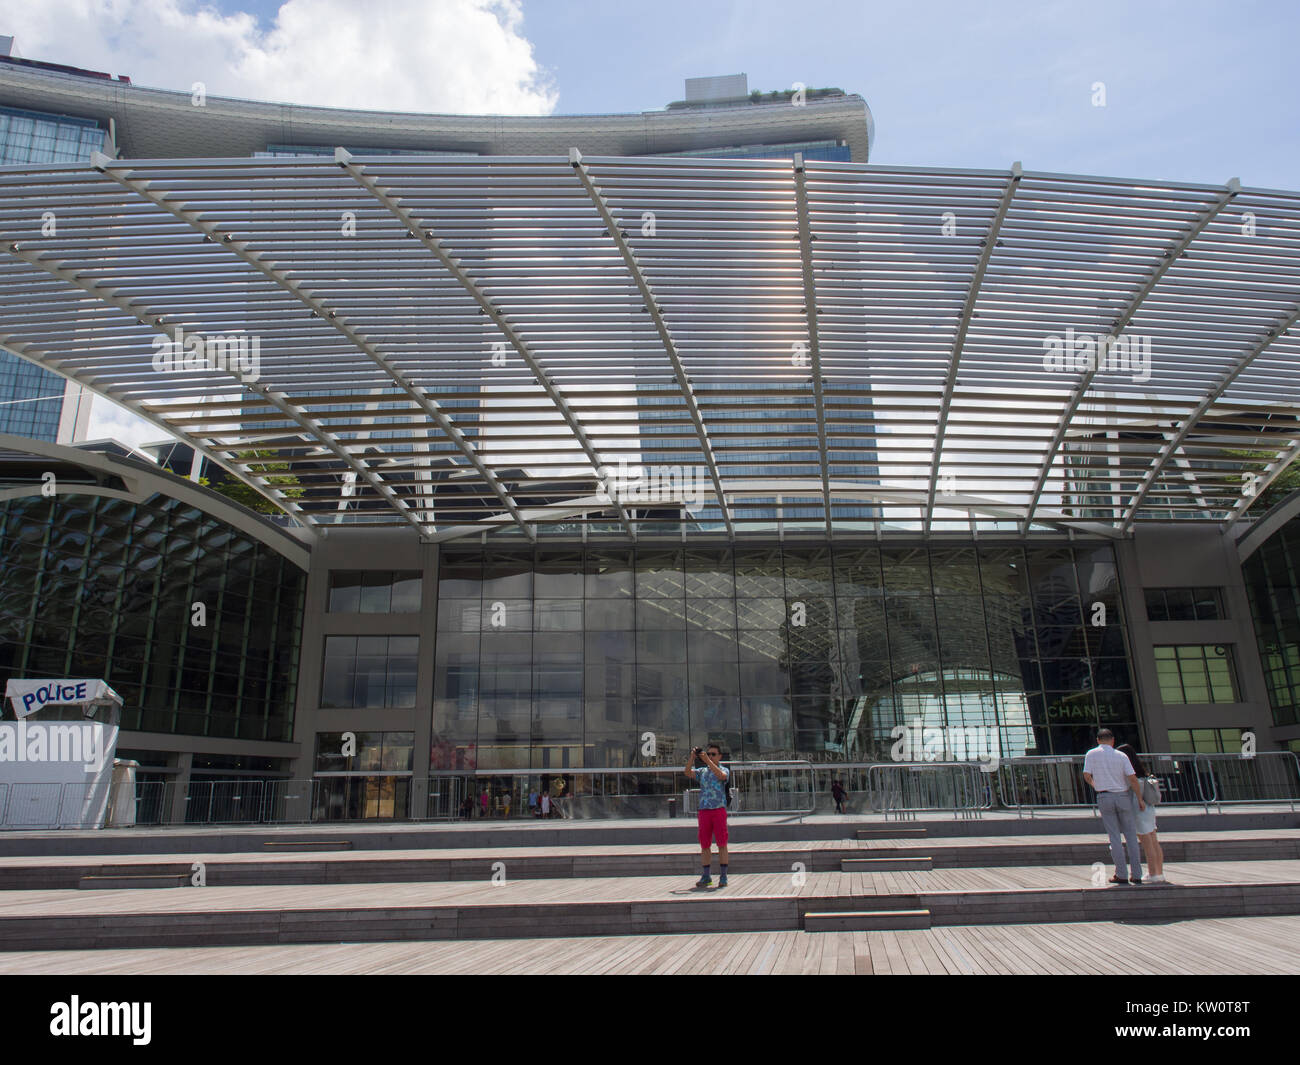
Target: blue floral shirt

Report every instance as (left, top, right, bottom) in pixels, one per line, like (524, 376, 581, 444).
(696, 764, 729, 810)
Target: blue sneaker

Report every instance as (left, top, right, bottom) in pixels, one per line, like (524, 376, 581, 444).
(695, 875, 712, 888)
(718, 875, 728, 888)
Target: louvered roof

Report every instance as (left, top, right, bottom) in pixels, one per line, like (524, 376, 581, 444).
(0, 151, 1296, 542)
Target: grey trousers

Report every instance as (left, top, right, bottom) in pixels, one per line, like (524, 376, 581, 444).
(1098, 791, 1143, 880)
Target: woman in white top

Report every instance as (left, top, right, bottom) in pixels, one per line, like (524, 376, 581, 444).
(1118, 744, 1168, 884)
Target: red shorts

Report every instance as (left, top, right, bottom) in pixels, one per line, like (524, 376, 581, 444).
(697, 806, 728, 848)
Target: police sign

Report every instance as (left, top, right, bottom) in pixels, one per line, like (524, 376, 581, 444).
(4, 679, 122, 719)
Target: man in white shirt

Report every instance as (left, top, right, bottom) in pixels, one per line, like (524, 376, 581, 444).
(1082, 728, 1147, 885)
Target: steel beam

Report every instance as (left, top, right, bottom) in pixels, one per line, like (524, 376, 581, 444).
(2, 244, 333, 531)
(1120, 302, 1300, 530)
(336, 148, 635, 540)
(569, 148, 734, 537)
(1224, 432, 1300, 530)
(89, 152, 532, 540)
(924, 162, 1022, 534)
(792, 154, 832, 538)
(1021, 177, 1242, 531)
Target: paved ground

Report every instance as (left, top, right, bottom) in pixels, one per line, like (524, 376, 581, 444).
(1, 914, 1297, 975)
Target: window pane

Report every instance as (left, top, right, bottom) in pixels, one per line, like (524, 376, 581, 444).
(535, 599, 583, 631)
(328, 571, 362, 613)
(390, 572, 422, 612)
(1166, 588, 1196, 621)
(1145, 589, 1168, 622)
(358, 571, 392, 613)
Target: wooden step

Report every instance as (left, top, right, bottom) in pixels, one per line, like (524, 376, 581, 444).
(841, 857, 933, 872)
(856, 828, 928, 840)
(261, 840, 352, 851)
(77, 874, 191, 890)
(805, 909, 931, 932)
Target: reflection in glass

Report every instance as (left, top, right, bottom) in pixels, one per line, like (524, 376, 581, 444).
(418, 543, 1136, 768)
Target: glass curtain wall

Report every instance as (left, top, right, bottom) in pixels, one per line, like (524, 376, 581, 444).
(433, 542, 1139, 768)
(1244, 518, 1300, 727)
(0, 493, 304, 740)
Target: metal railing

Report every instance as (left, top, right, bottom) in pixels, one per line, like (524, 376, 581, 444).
(997, 752, 1300, 817)
(868, 762, 994, 820)
(427, 765, 702, 821)
(3, 751, 1298, 828)
(681, 761, 817, 818)
(426, 761, 818, 820)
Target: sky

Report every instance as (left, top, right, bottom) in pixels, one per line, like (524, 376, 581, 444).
(2, 0, 1297, 446)
(5, 0, 1297, 184)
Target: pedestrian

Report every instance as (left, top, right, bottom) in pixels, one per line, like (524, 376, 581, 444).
(831, 778, 846, 814)
(541, 791, 551, 818)
(1082, 728, 1146, 885)
(528, 788, 539, 818)
(502, 792, 512, 820)
(480, 788, 489, 818)
(685, 742, 729, 888)
(1118, 744, 1168, 884)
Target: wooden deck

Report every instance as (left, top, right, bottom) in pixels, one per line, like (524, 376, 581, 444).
(0, 827, 1295, 869)
(0, 913, 1297, 975)
(2, 859, 1298, 917)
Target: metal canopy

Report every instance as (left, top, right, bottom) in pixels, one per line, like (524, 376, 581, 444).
(0, 153, 1296, 541)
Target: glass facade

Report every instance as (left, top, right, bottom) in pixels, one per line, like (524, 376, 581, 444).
(653, 139, 851, 162)
(0, 106, 104, 163)
(1145, 587, 1225, 621)
(327, 571, 422, 613)
(313, 731, 414, 820)
(321, 636, 418, 708)
(1167, 727, 1245, 754)
(0, 355, 63, 441)
(431, 542, 1139, 769)
(0, 493, 305, 740)
(0, 106, 106, 441)
(1154, 645, 1239, 705)
(1244, 518, 1300, 726)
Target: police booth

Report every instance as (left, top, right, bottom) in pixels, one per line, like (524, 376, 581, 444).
(1, 679, 124, 829)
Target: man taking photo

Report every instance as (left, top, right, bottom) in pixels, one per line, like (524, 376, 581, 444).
(684, 742, 729, 888)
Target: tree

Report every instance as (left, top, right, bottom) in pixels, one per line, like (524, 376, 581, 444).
(203, 450, 303, 516)
(1228, 449, 1300, 514)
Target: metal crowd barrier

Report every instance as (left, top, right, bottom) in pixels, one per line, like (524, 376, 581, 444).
(4, 751, 1297, 828)
(682, 761, 817, 819)
(867, 762, 994, 821)
(997, 752, 1300, 817)
(427, 765, 705, 821)
(426, 761, 818, 821)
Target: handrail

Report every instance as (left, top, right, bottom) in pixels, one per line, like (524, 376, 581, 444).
(867, 762, 993, 821)
(4, 753, 1296, 827)
(997, 752, 1300, 817)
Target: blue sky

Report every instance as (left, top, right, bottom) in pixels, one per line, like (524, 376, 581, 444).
(193, 0, 1300, 188)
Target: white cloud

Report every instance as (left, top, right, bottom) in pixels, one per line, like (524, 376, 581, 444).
(85, 394, 166, 452)
(4, 0, 557, 114)
(11, 0, 556, 450)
